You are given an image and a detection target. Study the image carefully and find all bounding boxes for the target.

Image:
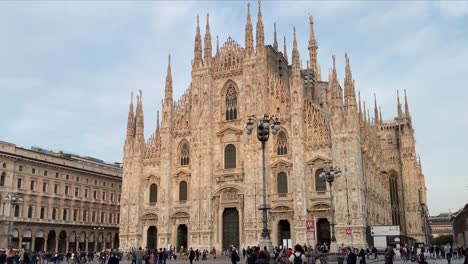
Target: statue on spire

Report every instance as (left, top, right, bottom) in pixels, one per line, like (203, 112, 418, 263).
(273, 22, 278, 51)
(193, 15, 203, 68)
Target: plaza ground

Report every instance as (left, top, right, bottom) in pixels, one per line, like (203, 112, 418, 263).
(116, 257, 467, 264)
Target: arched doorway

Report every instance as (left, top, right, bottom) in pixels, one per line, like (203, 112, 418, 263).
(176, 225, 188, 250)
(35, 230, 45, 252)
(21, 229, 32, 249)
(222, 208, 239, 250)
(58, 231, 67, 253)
(97, 232, 104, 251)
(316, 219, 331, 245)
(69, 232, 76, 252)
(113, 233, 119, 249)
(278, 220, 291, 248)
(78, 232, 86, 252)
(46, 230, 56, 252)
(147, 226, 157, 250)
(88, 232, 95, 252)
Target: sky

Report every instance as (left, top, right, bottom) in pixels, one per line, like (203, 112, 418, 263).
(1, 1, 467, 216)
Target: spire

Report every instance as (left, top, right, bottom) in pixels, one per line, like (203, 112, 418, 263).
(135, 90, 144, 137)
(156, 110, 160, 131)
(256, 0, 264, 52)
(397, 90, 403, 118)
(126, 92, 135, 139)
(363, 100, 367, 125)
(317, 63, 322, 81)
(283, 35, 288, 61)
(379, 106, 383, 124)
(308, 15, 319, 80)
(245, 2, 254, 56)
(216, 35, 219, 55)
(291, 27, 301, 77)
(204, 13, 212, 64)
(374, 93, 380, 124)
(330, 55, 343, 112)
(165, 54, 173, 100)
(273, 22, 278, 51)
(358, 91, 362, 121)
(344, 53, 356, 111)
(404, 89, 411, 119)
(193, 15, 203, 68)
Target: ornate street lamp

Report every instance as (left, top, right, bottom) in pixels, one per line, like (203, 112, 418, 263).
(246, 114, 280, 250)
(4, 193, 23, 249)
(319, 166, 341, 246)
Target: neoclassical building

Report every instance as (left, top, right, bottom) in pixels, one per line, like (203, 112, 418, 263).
(0, 141, 122, 252)
(119, 2, 428, 251)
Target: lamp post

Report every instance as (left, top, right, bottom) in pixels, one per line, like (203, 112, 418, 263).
(4, 193, 23, 249)
(319, 166, 341, 248)
(246, 114, 281, 250)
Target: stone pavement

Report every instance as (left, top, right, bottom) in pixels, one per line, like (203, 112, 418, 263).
(116, 257, 467, 264)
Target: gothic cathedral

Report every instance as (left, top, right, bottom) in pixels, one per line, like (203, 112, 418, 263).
(119, 2, 428, 251)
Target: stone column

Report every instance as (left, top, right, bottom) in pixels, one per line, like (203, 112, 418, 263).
(55, 238, 59, 252)
(65, 239, 69, 253)
(85, 238, 89, 252)
(31, 236, 36, 251)
(43, 236, 48, 251)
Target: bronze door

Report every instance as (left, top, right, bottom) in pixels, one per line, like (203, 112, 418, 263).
(223, 208, 240, 250)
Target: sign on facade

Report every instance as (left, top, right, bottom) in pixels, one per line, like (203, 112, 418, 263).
(370, 226, 400, 236)
(307, 232, 314, 240)
(346, 228, 352, 236)
(306, 220, 314, 231)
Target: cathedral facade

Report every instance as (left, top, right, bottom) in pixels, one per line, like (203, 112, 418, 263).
(119, 2, 428, 251)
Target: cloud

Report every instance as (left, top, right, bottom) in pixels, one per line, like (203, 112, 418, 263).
(0, 1, 467, 216)
(433, 2, 468, 17)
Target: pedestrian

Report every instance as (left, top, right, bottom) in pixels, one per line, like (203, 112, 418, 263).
(230, 248, 240, 264)
(419, 247, 427, 264)
(346, 247, 357, 264)
(188, 248, 195, 264)
(289, 244, 307, 264)
(359, 249, 366, 264)
(445, 244, 452, 264)
(384, 246, 395, 264)
(107, 253, 119, 264)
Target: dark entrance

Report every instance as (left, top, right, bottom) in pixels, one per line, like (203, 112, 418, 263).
(147, 226, 157, 250)
(113, 233, 119, 249)
(34, 237, 44, 252)
(278, 220, 291, 247)
(46, 230, 56, 252)
(222, 208, 239, 250)
(58, 231, 66, 253)
(316, 218, 331, 245)
(177, 225, 188, 250)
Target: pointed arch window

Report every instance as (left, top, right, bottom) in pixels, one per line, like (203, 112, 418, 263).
(277, 131, 288, 155)
(224, 144, 236, 169)
(277, 172, 288, 194)
(225, 85, 238, 121)
(179, 181, 188, 201)
(315, 169, 326, 192)
(180, 143, 190, 166)
(389, 174, 401, 225)
(149, 184, 157, 204)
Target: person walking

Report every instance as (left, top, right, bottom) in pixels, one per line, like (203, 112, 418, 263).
(229, 248, 240, 264)
(289, 245, 307, 264)
(188, 248, 195, 264)
(107, 252, 119, 264)
(359, 249, 366, 264)
(384, 246, 395, 264)
(445, 244, 452, 264)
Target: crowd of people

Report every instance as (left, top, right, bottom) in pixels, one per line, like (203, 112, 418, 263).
(1, 243, 467, 264)
(0, 250, 121, 264)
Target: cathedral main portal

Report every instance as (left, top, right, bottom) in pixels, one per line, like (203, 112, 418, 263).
(222, 208, 240, 250)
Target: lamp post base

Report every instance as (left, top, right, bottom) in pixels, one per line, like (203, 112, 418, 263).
(329, 241, 338, 253)
(259, 238, 273, 253)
